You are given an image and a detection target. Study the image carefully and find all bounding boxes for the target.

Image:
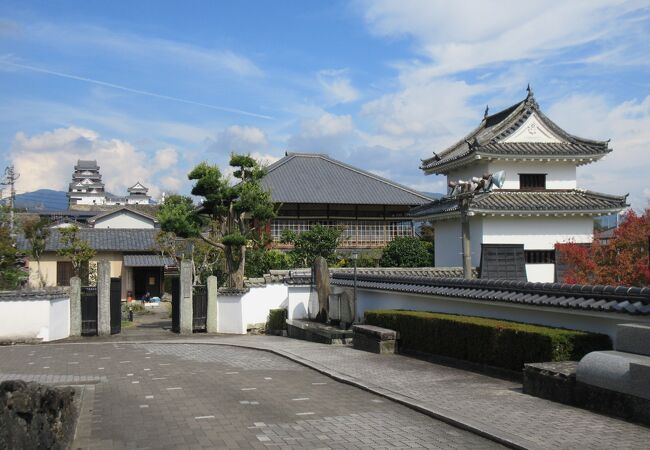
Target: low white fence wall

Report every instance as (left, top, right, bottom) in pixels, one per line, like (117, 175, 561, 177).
(216, 283, 314, 334)
(354, 288, 650, 343)
(0, 291, 70, 342)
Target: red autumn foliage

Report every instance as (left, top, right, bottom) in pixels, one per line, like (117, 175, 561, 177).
(555, 209, 650, 287)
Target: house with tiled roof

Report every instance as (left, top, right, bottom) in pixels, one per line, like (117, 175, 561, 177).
(17, 228, 174, 300)
(259, 152, 434, 250)
(411, 87, 628, 282)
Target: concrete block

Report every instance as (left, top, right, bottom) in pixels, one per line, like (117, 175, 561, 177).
(69, 277, 81, 337)
(616, 323, 650, 356)
(353, 333, 396, 354)
(96, 260, 111, 337)
(206, 275, 218, 333)
(577, 350, 650, 400)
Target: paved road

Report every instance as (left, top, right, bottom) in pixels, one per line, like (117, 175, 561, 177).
(0, 343, 500, 449)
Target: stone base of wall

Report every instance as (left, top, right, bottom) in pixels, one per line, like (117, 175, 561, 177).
(524, 362, 650, 426)
(287, 319, 353, 345)
(0, 380, 78, 450)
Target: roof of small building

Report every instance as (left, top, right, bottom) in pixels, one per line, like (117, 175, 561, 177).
(330, 272, 650, 316)
(128, 181, 149, 193)
(16, 228, 159, 252)
(421, 87, 611, 174)
(409, 189, 628, 220)
(123, 254, 176, 267)
(260, 152, 433, 205)
(87, 206, 158, 225)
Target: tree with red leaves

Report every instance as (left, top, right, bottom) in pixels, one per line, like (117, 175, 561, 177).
(556, 209, 650, 287)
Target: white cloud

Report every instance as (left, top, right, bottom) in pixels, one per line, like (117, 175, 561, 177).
(547, 94, 650, 209)
(9, 126, 177, 199)
(317, 69, 360, 104)
(208, 125, 269, 155)
(153, 148, 179, 171)
(287, 112, 356, 152)
(359, 0, 647, 77)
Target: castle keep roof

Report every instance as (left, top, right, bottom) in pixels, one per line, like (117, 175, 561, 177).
(421, 88, 611, 175)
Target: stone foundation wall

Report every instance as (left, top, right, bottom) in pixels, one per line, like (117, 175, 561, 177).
(0, 380, 78, 449)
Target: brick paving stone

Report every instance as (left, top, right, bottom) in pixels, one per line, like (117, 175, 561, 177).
(0, 342, 498, 449)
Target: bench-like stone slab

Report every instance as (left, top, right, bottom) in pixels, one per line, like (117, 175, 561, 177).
(353, 325, 397, 354)
(616, 324, 650, 356)
(352, 325, 397, 341)
(577, 350, 650, 400)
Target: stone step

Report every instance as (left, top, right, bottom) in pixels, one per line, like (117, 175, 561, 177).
(616, 324, 650, 356)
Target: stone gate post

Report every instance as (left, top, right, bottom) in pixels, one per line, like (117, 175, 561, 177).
(207, 275, 218, 333)
(97, 260, 111, 336)
(179, 260, 193, 335)
(69, 276, 81, 337)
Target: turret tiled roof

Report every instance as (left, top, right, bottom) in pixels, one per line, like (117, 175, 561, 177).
(421, 88, 611, 174)
(409, 189, 628, 219)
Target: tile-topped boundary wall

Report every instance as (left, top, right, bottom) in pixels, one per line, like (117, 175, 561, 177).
(0, 289, 70, 342)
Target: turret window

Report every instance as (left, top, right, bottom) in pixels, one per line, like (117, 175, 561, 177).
(520, 173, 546, 190)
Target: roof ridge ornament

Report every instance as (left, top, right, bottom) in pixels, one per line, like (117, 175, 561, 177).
(525, 84, 539, 109)
(484, 105, 489, 119)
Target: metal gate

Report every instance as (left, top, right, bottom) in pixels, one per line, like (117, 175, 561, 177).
(110, 278, 121, 334)
(192, 285, 207, 332)
(81, 286, 98, 336)
(171, 277, 180, 333)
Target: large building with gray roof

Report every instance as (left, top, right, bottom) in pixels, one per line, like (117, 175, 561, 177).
(259, 152, 433, 250)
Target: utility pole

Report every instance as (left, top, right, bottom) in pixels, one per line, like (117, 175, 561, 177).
(459, 195, 474, 279)
(2, 165, 19, 236)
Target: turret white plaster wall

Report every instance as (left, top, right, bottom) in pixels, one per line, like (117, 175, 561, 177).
(92, 210, 155, 229)
(487, 160, 577, 189)
(434, 217, 483, 267)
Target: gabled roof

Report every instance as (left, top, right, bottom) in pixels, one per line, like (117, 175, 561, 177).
(87, 206, 158, 225)
(16, 228, 159, 252)
(123, 254, 175, 267)
(128, 181, 149, 193)
(409, 189, 628, 220)
(261, 152, 433, 205)
(421, 87, 611, 174)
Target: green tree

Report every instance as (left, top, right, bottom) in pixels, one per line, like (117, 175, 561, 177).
(22, 215, 50, 287)
(281, 224, 343, 266)
(189, 154, 275, 289)
(157, 194, 202, 238)
(57, 225, 96, 278)
(245, 248, 294, 278)
(379, 236, 432, 267)
(0, 226, 26, 289)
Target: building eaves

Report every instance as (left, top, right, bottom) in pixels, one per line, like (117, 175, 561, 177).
(409, 189, 628, 219)
(330, 273, 650, 316)
(16, 228, 159, 252)
(87, 206, 158, 224)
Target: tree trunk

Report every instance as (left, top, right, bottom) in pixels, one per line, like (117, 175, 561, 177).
(312, 256, 330, 323)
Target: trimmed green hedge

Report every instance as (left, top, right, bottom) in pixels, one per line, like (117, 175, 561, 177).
(364, 310, 612, 371)
(266, 308, 288, 331)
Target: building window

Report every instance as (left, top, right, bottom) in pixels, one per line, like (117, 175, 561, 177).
(57, 261, 74, 286)
(520, 173, 546, 190)
(525, 250, 555, 264)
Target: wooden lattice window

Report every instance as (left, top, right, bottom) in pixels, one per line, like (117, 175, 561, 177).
(57, 261, 73, 286)
(520, 173, 546, 190)
(525, 250, 556, 264)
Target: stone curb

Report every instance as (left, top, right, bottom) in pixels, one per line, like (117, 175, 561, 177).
(31, 338, 539, 449)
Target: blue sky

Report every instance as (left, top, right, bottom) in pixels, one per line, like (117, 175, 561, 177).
(1, 1, 649, 208)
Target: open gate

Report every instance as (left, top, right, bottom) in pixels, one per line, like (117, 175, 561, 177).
(110, 278, 121, 334)
(171, 277, 180, 333)
(192, 285, 207, 332)
(80, 286, 98, 336)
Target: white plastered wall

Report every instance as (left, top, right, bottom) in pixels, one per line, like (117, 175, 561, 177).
(434, 217, 483, 267)
(93, 211, 155, 229)
(487, 160, 577, 189)
(0, 296, 70, 342)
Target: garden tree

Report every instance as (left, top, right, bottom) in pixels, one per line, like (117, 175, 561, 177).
(245, 248, 294, 278)
(0, 225, 26, 289)
(188, 154, 275, 289)
(156, 232, 224, 285)
(379, 236, 432, 267)
(556, 209, 650, 287)
(280, 224, 343, 267)
(157, 194, 202, 238)
(22, 215, 50, 287)
(57, 225, 96, 279)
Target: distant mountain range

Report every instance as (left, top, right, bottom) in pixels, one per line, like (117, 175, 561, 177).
(13, 189, 68, 211)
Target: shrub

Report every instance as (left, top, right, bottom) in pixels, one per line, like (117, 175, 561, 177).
(379, 237, 432, 267)
(365, 310, 611, 371)
(267, 308, 288, 331)
(245, 249, 294, 278)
